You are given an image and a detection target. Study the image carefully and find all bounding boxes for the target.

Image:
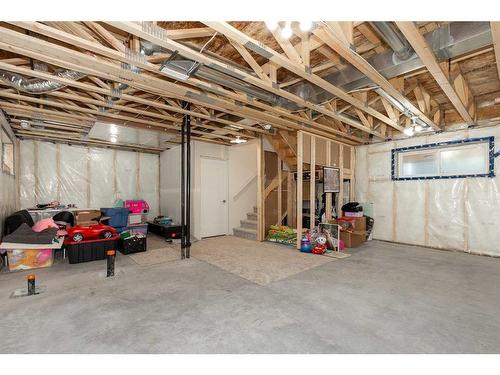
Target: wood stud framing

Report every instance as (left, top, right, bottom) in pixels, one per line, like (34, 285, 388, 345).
(0, 20, 496, 151)
(396, 22, 475, 126)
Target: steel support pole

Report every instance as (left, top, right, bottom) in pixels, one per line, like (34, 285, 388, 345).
(184, 101, 192, 258)
(180, 104, 186, 260)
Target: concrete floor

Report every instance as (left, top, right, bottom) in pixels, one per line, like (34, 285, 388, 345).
(1, 239, 499, 353)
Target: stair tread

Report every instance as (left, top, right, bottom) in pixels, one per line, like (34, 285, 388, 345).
(233, 226, 257, 234)
(241, 218, 258, 223)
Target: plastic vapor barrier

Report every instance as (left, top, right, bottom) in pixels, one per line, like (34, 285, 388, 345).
(0, 129, 17, 238)
(60, 144, 88, 208)
(356, 126, 500, 256)
(18, 140, 159, 218)
(88, 147, 114, 209)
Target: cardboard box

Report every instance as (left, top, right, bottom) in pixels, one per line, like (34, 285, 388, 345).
(344, 211, 364, 218)
(340, 231, 366, 248)
(75, 210, 101, 225)
(128, 213, 147, 225)
(340, 216, 366, 231)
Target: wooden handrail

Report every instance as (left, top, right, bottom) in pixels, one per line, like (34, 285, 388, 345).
(264, 173, 287, 198)
(233, 174, 257, 201)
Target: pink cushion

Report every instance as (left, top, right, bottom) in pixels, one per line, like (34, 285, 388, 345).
(32, 217, 59, 232)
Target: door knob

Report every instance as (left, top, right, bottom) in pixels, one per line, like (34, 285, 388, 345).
(222, 200, 226, 203)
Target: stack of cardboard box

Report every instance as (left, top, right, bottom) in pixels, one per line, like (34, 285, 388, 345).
(329, 216, 367, 248)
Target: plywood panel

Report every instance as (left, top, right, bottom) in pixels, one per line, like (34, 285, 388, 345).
(265, 151, 278, 182)
(330, 142, 340, 167)
(315, 137, 327, 166)
(343, 145, 352, 169)
(303, 133, 311, 164)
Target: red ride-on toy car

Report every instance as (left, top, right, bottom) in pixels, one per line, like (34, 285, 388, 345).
(65, 215, 117, 243)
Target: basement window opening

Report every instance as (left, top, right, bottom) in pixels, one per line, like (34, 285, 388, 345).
(391, 137, 495, 180)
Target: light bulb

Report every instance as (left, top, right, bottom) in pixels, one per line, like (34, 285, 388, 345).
(414, 124, 423, 132)
(264, 21, 279, 31)
(299, 21, 313, 32)
(403, 127, 414, 137)
(281, 22, 293, 38)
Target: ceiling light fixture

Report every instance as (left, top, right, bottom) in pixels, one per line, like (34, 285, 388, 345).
(109, 124, 119, 135)
(299, 21, 314, 32)
(20, 120, 31, 129)
(403, 127, 414, 137)
(281, 22, 293, 39)
(159, 65, 191, 81)
(230, 136, 247, 144)
(264, 21, 279, 31)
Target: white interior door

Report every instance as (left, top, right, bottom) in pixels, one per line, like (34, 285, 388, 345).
(200, 158, 228, 238)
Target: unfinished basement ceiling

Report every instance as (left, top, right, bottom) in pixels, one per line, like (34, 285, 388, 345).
(88, 122, 176, 149)
(0, 21, 498, 149)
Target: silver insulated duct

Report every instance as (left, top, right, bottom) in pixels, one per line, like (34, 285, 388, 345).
(285, 22, 493, 104)
(0, 68, 86, 94)
(369, 22, 414, 62)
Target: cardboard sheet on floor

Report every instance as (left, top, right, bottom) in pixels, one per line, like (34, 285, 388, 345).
(191, 236, 335, 286)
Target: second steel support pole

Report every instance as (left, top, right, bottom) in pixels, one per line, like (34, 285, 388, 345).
(180, 103, 186, 260)
(185, 101, 192, 259)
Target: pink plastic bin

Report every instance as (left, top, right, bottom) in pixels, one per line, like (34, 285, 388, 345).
(124, 200, 150, 214)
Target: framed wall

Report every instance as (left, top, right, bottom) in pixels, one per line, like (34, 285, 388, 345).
(295, 131, 355, 249)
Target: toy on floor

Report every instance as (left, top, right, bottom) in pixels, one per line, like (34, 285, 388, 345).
(300, 233, 312, 253)
(65, 216, 117, 243)
(312, 244, 326, 254)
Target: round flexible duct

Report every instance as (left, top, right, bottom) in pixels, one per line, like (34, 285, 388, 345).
(0, 69, 86, 94)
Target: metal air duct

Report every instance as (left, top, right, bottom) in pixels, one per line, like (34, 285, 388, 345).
(370, 22, 414, 62)
(0, 69, 86, 94)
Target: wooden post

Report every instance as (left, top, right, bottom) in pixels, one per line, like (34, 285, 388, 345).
(56, 143, 61, 202)
(34, 141, 40, 203)
(86, 148, 91, 207)
(309, 136, 316, 230)
(350, 146, 356, 201)
(325, 140, 332, 221)
(338, 144, 344, 217)
(287, 170, 293, 226)
(277, 156, 282, 225)
(256, 135, 265, 241)
(296, 131, 303, 249)
(112, 149, 117, 201)
(15, 139, 21, 209)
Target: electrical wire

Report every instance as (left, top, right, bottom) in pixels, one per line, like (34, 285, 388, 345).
(199, 32, 218, 54)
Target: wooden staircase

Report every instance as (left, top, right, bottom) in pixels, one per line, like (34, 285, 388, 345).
(266, 130, 297, 169)
(233, 206, 258, 240)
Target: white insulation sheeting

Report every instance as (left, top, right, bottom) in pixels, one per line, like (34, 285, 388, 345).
(356, 126, 500, 257)
(19, 140, 159, 218)
(0, 128, 17, 238)
(89, 147, 114, 209)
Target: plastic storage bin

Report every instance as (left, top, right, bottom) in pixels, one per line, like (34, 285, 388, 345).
(65, 236, 119, 264)
(100, 207, 130, 232)
(124, 200, 149, 214)
(147, 222, 182, 239)
(119, 236, 146, 255)
(128, 213, 147, 225)
(125, 224, 148, 235)
(6, 249, 54, 271)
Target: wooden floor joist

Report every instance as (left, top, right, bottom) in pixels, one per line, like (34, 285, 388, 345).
(396, 22, 475, 126)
